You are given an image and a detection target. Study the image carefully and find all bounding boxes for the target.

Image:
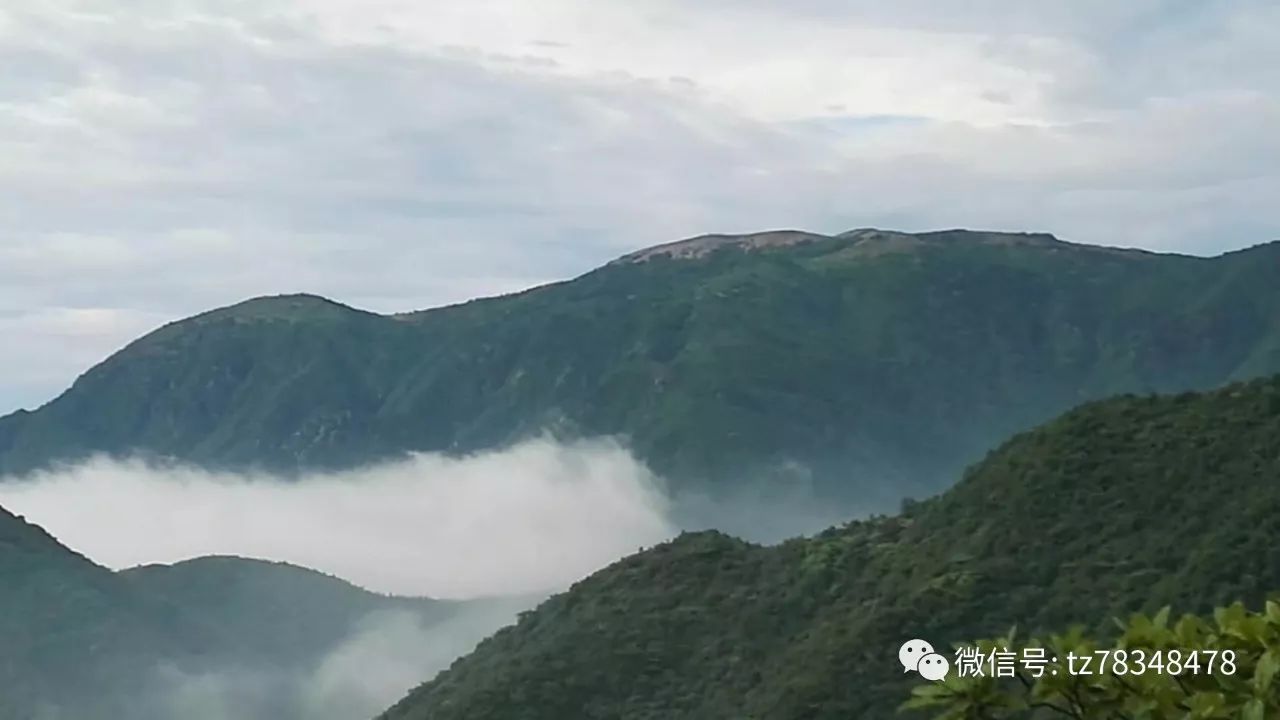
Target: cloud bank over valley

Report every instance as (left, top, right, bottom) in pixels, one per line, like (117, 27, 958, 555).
(0, 438, 677, 598)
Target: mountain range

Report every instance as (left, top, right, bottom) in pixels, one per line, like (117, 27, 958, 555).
(4, 227, 1280, 719)
(3, 229, 1280, 516)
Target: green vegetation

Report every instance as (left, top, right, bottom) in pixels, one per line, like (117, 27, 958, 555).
(908, 602, 1280, 719)
(3, 230, 1280, 511)
(0, 506, 203, 719)
(0, 518, 500, 720)
(379, 374, 1280, 720)
(120, 556, 475, 669)
(5, 228, 1280, 717)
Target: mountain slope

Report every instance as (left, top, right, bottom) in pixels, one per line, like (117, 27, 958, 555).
(120, 556, 474, 668)
(378, 374, 1280, 720)
(0, 506, 220, 719)
(3, 230, 1280, 510)
(119, 556, 529, 720)
(0, 514, 519, 720)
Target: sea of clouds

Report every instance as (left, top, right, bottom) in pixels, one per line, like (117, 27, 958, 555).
(0, 437, 678, 598)
(0, 436, 855, 719)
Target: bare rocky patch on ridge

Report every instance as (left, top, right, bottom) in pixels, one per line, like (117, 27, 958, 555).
(611, 230, 831, 264)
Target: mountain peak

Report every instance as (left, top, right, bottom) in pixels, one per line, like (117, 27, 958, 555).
(203, 293, 361, 321)
(109, 293, 371, 360)
(215, 292, 353, 313)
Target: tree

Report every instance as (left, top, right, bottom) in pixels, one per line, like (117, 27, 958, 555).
(903, 601, 1280, 719)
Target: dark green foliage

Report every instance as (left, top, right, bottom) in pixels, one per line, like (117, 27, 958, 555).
(907, 602, 1280, 719)
(120, 556, 469, 669)
(379, 374, 1280, 720)
(3, 232, 1280, 510)
(0, 506, 207, 719)
(0, 516, 487, 720)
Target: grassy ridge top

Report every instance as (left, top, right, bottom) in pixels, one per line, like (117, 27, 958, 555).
(379, 374, 1280, 720)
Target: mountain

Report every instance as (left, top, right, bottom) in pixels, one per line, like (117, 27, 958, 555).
(0, 505, 214, 719)
(377, 373, 1280, 720)
(119, 557, 532, 720)
(0, 512, 523, 720)
(3, 229, 1280, 512)
(120, 556, 470, 669)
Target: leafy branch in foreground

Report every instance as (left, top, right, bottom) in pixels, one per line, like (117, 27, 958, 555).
(903, 601, 1280, 719)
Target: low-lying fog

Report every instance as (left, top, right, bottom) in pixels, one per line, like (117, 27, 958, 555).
(0, 438, 676, 598)
(145, 603, 535, 720)
(0, 437, 854, 719)
(0, 438, 852, 597)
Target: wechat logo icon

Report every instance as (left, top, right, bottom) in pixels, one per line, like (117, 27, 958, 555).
(899, 639, 950, 681)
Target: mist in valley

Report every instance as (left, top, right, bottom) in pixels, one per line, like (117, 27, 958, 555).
(142, 602, 534, 720)
(0, 438, 678, 598)
(0, 437, 861, 719)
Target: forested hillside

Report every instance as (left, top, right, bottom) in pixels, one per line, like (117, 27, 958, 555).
(379, 374, 1280, 719)
(0, 505, 206, 719)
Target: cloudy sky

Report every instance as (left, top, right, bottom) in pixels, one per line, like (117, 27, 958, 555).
(2, 0, 1278, 412)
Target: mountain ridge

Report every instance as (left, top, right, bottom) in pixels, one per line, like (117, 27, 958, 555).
(3, 228, 1280, 517)
(46, 228, 1272, 336)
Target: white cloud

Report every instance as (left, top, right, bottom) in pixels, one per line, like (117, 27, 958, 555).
(295, 0, 1052, 125)
(0, 438, 678, 598)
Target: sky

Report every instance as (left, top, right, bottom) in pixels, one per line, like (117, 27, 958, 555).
(2, 0, 1278, 412)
